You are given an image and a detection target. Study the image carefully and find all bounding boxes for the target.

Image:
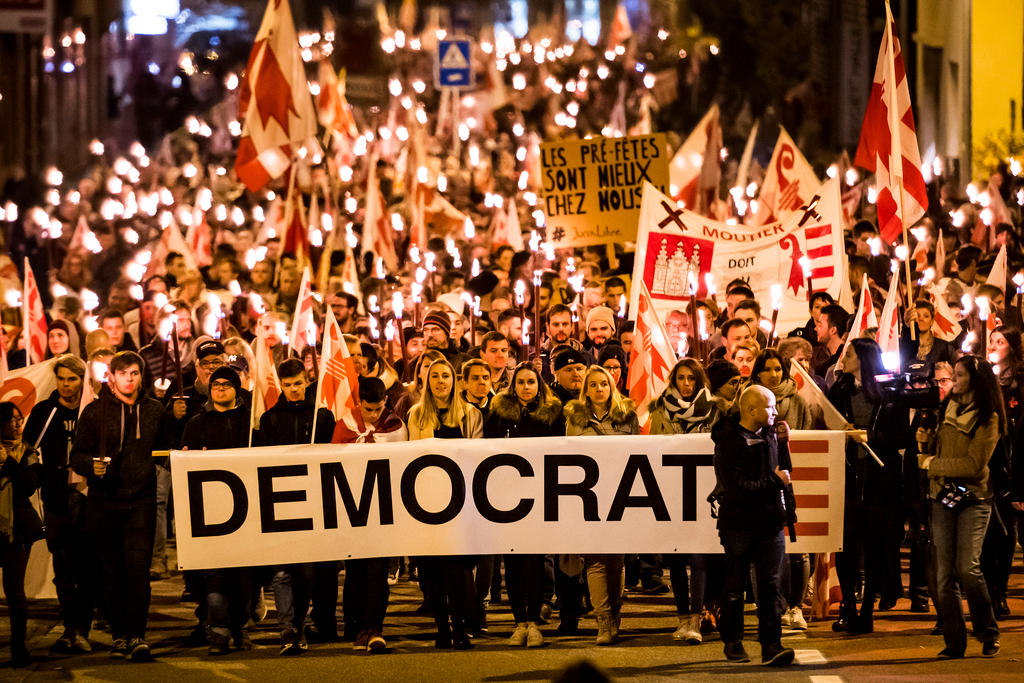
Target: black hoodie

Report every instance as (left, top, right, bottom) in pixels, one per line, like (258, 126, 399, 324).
(23, 390, 80, 511)
(70, 386, 164, 504)
(182, 402, 253, 451)
(257, 397, 335, 446)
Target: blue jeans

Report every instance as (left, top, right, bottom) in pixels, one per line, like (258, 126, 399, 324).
(719, 529, 785, 647)
(930, 500, 999, 651)
(272, 563, 314, 637)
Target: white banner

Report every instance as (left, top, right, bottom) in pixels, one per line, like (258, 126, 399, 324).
(171, 432, 845, 570)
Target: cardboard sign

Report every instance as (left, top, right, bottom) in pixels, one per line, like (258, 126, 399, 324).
(541, 133, 669, 248)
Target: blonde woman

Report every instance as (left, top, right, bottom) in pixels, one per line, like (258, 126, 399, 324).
(564, 365, 639, 645)
(393, 349, 445, 422)
(408, 359, 483, 649)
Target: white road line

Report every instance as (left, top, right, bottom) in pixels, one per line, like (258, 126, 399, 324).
(808, 677, 843, 683)
(795, 648, 829, 665)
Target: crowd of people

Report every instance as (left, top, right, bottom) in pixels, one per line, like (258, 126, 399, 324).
(1, 3, 1023, 672)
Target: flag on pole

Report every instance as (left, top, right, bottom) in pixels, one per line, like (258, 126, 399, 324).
(22, 258, 47, 366)
(986, 244, 1007, 287)
(926, 285, 962, 342)
(0, 357, 58, 419)
(314, 306, 362, 436)
(250, 320, 281, 437)
(753, 127, 820, 225)
(935, 228, 946, 279)
(281, 193, 311, 270)
(236, 0, 319, 192)
(607, 2, 633, 52)
(68, 214, 101, 255)
(790, 360, 846, 431)
(854, 0, 928, 243)
(144, 220, 199, 279)
(490, 199, 525, 252)
(734, 119, 759, 194)
(288, 268, 317, 356)
(186, 209, 214, 267)
(876, 273, 902, 368)
(362, 152, 399, 271)
(0, 327, 8, 385)
(668, 104, 721, 212)
(316, 62, 358, 139)
(833, 273, 877, 377)
(628, 281, 677, 432)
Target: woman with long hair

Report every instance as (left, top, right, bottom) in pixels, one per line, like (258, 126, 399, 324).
(483, 362, 564, 648)
(408, 358, 483, 650)
(393, 349, 445, 422)
(916, 355, 1004, 658)
(0, 402, 45, 667)
(649, 358, 719, 644)
(827, 338, 910, 634)
(565, 365, 639, 645)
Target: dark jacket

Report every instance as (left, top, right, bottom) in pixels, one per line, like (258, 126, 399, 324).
(483, 391, 564, 439)
(257, 397, 335, 446)
(70, 386, 164, 504)
(0, 443, 44, 548)
(710, 415, 791, 536)
(564, 398, 639, 436)
(182, 403, 253, 451)
(551, 382, 578, 407)
(23, 390, 79, 511)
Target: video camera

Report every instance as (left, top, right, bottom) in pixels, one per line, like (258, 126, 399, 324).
(874, 360, 942, 412)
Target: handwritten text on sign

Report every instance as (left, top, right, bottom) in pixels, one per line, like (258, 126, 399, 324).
(541, 134, 669, 248)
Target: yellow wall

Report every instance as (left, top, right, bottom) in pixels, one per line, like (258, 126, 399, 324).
(971, 0, 1024, 179)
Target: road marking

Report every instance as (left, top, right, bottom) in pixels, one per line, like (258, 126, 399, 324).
(809, 677, 843, 683)
(795, 649, 829, 665)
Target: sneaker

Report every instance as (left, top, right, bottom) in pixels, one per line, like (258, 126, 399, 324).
(110, 638, 130, 659)
(539, 601, 553, 623)
(207, 631, 231, 656)
(367, 631, 387, 652)
(723, 641, 750, 662)
(234, 632, 254, 651)
(673, 613, 702, 644)
(297, 633, 308, 651)
(789, 606, 807, 630)
(762, 643, 795, 666)
(279, 630, 301, 656)
(508, 622, 528, 646)
(353, 630, 370, 651)
(72, 633, 92, 653)
(982, 640, 1000, 657)
(781, 608, 793, 628)
(128, 637, 152, 662)
(54, 630, 76, 652)
(526, 622, 544, 648)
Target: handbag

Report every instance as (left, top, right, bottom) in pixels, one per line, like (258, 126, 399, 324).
(938, 482, 977, 510)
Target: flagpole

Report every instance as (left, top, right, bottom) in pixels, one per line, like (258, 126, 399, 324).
(898, 175, 916, 340)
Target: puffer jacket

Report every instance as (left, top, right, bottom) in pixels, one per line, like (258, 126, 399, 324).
(923, 398, 1000, 501)
(70, 386, 164, 504)
(564, 398, 639, 436)
(483, 391, 564, 438)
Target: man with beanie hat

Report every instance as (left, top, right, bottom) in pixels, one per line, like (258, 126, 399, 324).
(550, 345, 588, 405)
(584, 305, 617, 363)
(422, 310, 467, 370)
(706, 359, 743, 414)
(23, 355, 94, 653)
(181, 366, 258, 654)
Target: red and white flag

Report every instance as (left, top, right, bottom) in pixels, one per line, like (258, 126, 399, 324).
(490, 199, 525, 252)
(833, 273, 877, 376)
(314, 306, 361, 435)
(669, 104, 721, 213)
(236, 0, 318, 192)
(250, 319, 281, 435)
(144, 220, 199, 279)
(875, 272, 902, 368)
(0, 327, 8, 385)
(0, 356, 58, 419)
(288, 268, 317, 355)
(790, 360, 846, 430)
(280, 193, 311, 269)
(607, 2, 632, 52)
(926, 285, 962, 342)
(186, 209, 214, 267)
(854, 0, 928, 243)
(362, 152, 399, 271)
(22, 258, 47, 365)
(935, 227, 947, 279)
(986, 244, 1007, 287)
(753, 127, 819, 225)
(628, 281, 677, 432)
(316, 62, 358, 139)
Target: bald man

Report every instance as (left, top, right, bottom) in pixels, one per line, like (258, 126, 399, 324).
(710, 385, 795, 666)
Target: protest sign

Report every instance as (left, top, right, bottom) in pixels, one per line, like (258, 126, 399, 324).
(629, 176, 846, 337)
(171, 431, 844, 570)
(541, 133, 669, 248)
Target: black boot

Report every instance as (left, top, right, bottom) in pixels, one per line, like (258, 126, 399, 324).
(832, 603, 856, 632)
(434, 619, 452, 649)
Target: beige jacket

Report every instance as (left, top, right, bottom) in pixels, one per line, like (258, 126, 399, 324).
(922, 400, 999, 500)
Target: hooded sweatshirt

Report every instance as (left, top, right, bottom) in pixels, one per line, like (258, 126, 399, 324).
(23, 390, 80, 511)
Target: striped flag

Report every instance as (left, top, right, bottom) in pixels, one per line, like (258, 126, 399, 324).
(854, 0, 928, 243)
(22, 258, 47, 365)
(362, 151, 398, 271)
(314, 306, 361, 434)
(288, 267, 317, 356)
(753, 127, 819, 226)
(628, 280, 677, 432)
(250, 320, 281, 438)
(236, 0, 318, 192)
(669, 104, 721, 212)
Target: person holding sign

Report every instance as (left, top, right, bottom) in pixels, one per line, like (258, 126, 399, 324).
(564, 365, 639, 645)
(408, 358, 483, 650)
(483, 362, 565, 649)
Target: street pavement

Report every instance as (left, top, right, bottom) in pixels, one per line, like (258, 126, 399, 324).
(2, 547, 1023, 682)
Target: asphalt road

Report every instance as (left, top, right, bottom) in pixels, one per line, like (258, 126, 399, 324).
(3, 549, 1023, 682)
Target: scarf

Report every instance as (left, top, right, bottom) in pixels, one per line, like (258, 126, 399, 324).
(662, 386, 714, 425)
(944, 394, 980, 434)
(0, 441, 26, 542)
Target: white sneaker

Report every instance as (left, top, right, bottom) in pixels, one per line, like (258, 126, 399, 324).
(781, 607, 793, 628)
(790, 606, 807, 630)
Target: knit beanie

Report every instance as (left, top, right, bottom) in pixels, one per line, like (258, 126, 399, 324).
(705, 359, 741, 394)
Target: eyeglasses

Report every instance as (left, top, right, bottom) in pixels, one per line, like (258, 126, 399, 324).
(935, 378, 953, 385)
(210, 380, 235, 390)
(199, 359, 225, 370)
(8, 416, 24, 426)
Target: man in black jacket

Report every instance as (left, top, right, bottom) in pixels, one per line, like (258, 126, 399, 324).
(181, 366, 257, 654)
(711, 385, 795, 667)
(258, 358, 335, 655)
(70, 351, 163, 662)
(23, 356, 94, 653)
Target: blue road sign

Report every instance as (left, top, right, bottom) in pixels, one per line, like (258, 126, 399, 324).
(437, 39, 472, 88)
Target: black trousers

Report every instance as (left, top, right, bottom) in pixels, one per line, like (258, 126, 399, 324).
(419, 556, 475, 635)
(90, 498, 157, 640)
(2, 542, 31, 649)
(206, 567, 258, 637)
(719, 529, 785, 647)
(343, 558, 390, 633)
(504, 554, 545, 623)
(44, 492, 97, 636)
(981, 498, 1017, 603)
(310, 561, 339, 636)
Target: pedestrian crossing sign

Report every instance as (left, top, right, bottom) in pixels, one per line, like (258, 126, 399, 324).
(437, 38, 472, 88)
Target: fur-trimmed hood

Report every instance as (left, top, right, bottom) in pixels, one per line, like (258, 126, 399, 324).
(564, 397, 638, 432)
(490, 390, 563, 426)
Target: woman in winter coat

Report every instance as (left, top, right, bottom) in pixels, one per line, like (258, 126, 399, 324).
(0, 402, 45, 667)
(649, 359, 718, 644)
(483, 362, 564, 648)
(565, 365, 639, 645)
(916, 355, 1004, 658)
(827, 338, 909, 634)
(749, 349, 813, 631)
(408, 358, 483, 649)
